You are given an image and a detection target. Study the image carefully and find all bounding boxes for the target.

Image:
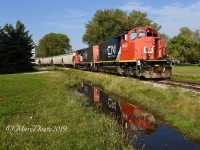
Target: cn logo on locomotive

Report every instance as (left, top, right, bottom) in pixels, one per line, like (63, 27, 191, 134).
(144, 46, 154, 54)
(107, 97, 117, 111)
(83, 52, 88, 59)
(107, 45, 116, 56)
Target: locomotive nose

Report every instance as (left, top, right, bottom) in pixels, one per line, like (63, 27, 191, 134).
(143, 37, 166, 60)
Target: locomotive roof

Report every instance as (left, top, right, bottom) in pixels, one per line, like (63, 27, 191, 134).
(132, 27, 158, 33)
(114, 27, 158, 39)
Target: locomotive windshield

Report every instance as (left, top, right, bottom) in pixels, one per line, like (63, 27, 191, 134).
(130, 32, 146, 40)
(129, 28, 158, 40)
(130, 32, 137, 40)
(139, 32, 146, 38)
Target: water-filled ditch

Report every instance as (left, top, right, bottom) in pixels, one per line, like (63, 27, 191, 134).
(74, 82, 200, 150)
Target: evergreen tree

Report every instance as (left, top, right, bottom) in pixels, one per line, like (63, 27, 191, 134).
(0, 20, 34, 73)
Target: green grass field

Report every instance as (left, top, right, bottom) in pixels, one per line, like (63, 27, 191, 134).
(172, 65, 200, 83)
(0, 72, 127, 149)
(172, 65, 200, 75)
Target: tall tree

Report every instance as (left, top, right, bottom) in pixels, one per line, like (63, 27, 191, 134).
(82, 9, 161, 46)
(37, 33, 72, 57)
(128, 10, 161, 31)
(0, 20, 34, 73)
(82, 9, 128, 46)
(179, 27, 193, 37)
(193, 29, 200, 43)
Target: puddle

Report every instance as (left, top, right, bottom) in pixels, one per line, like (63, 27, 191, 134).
(74, 82, 200, 150)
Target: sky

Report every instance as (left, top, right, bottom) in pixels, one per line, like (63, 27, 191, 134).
(0, 0, 200, 50)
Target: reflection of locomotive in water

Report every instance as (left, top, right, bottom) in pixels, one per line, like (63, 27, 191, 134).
(80, 83, 200, 150)
(36, 27, 171, 79)
(81, 82, 157, 134)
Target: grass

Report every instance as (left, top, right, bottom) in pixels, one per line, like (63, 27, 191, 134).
(172, 65, 200, 83)
(0, 71, 128, 149)
(62, 69, 200, 143)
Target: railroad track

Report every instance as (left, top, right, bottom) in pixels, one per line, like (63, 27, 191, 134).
(156, 80, 200, 91)
(66, 68, 200, 91)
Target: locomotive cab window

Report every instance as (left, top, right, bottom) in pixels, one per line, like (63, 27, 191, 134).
(130, 32, 137, 40)
(122, 34, 127, 41)
(138, 32, 146, 38)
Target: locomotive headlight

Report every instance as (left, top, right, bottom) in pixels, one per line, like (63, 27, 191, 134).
(137, 60, 141, 65)
(152, 39, 155, 45)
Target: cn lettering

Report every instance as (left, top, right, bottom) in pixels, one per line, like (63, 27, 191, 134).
(107, 45, 116, 56)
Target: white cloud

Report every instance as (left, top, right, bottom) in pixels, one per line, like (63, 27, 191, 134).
(40, 9, 86, 30)
(120, 1, 200, 37)
(153, 2, 200, 36)
(40, 9, 86, 19)
(120, 1, 150, 12)
(67, 9, 86, 18)
(42, 22, 84, 30)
